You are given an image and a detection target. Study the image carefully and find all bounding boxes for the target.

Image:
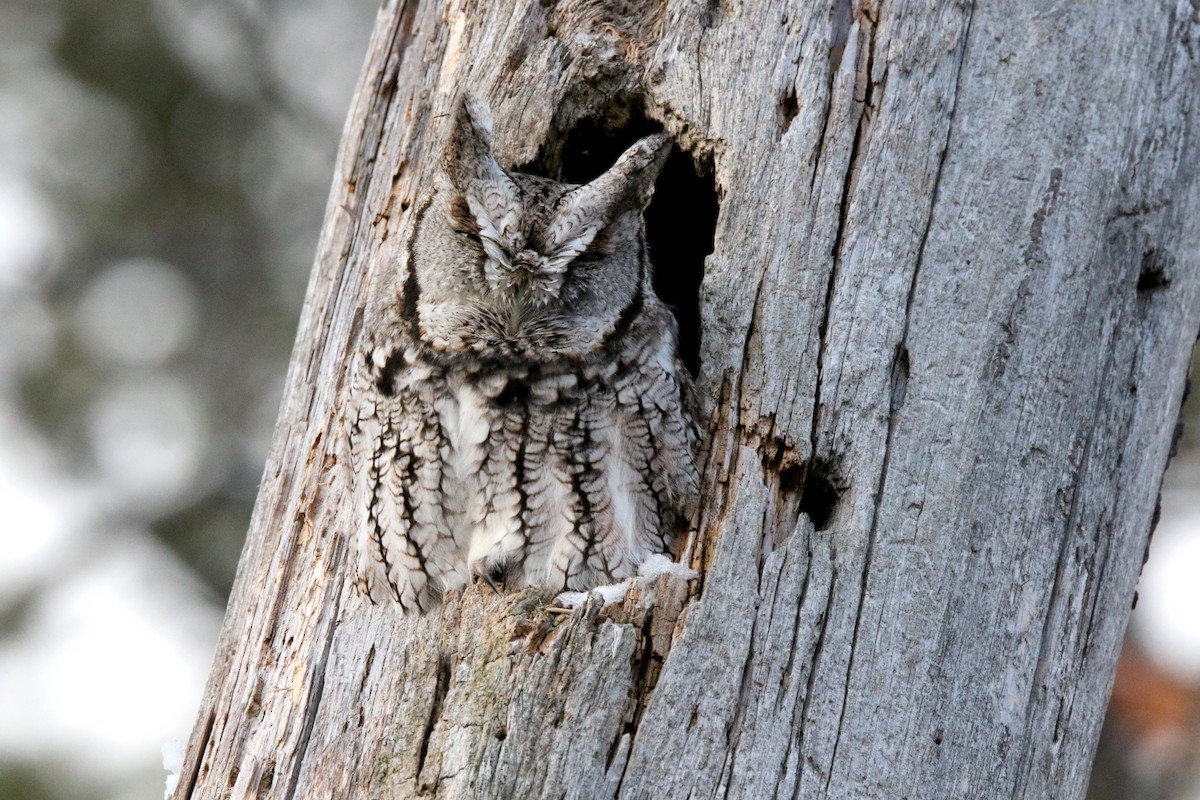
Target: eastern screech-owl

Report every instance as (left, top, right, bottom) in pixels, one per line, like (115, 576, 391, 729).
(349, 96, 699, 612)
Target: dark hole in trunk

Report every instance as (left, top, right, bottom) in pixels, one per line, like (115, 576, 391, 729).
(522, 104, 718, 378)
(799, 464, 840, 532)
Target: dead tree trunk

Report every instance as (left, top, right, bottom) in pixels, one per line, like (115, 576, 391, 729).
(174, 1, 1200, 797)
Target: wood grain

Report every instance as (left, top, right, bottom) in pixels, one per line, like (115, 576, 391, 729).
(174, 1, 1200, 797)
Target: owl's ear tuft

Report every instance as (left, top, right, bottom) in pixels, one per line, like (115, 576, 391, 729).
(567, 134, 671, 216)
(445, 94, 500, 188)
(547, 134, 670, 259)
(443, 93, 521, 243)
(557, 134, 671, 225)
(602, 134, 673, 209)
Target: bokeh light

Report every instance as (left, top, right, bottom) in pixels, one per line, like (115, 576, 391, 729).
(0, 3, 1195, 800)
(1138, 472, 1200, 682)
(76, 259, 199, 366)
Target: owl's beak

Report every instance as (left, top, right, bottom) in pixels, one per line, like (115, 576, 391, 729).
(511, 249, 543, 274)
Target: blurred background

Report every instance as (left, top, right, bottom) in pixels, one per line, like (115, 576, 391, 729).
(0, 1, 1195, 798)
(0, 0, 378, 797)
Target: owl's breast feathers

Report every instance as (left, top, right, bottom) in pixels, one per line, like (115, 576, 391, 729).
(350, 309, 699, 612)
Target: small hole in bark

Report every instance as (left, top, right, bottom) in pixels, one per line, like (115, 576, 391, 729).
(524, 102, 718, 377)
(777, 460, 805, 493)
(257, 761, 275, 793)
(799, 458, 841, 531)
(890, 344, 910, 412)
(494, 726, 508, 741)
(1137, 249, 1171, 292)
(779, 86, 799, 134)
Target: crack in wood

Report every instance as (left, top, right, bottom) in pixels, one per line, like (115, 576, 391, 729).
(178, 708, 215, 800)
(284, 555, 346, 800)
(356, 645, 377, 732)
(808, 0, 883, 483)
(796, 569, 838, 791)
(1008, 323, 1118, 799)
(822, 0, 977, 785)
(415, 655, 452, 790)
(782, 567, 817, 796)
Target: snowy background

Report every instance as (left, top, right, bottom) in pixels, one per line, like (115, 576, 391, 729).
(0, 2, 1195, 798)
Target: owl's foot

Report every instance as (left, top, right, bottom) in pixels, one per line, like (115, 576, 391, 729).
(554, 580, 632, 610)
(471, 561, 511, 595)
(552, 554, 698, 610)
(474, 570, 502, 595)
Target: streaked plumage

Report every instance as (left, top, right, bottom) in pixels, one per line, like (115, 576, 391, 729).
(349, 95, 698, 612)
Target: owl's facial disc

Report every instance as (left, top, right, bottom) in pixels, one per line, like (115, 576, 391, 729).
(480, 239, 567, 306)
(418, 94, 675, 361)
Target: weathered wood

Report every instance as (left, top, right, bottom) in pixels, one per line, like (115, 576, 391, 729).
(175, 1, 1200, 798)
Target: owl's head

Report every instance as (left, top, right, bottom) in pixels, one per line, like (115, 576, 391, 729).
(409, 95, 671, 365)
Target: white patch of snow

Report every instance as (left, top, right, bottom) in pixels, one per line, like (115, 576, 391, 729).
(553, 555, 696, 610)
(637, 553, 698, 582)
(555, 581, 631, 609)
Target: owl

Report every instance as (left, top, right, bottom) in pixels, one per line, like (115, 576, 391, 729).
(348, 95, 700, 613)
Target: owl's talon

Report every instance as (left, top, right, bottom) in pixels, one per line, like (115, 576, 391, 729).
(475, 571, 502, 595)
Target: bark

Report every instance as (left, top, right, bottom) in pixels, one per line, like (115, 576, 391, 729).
(174, 1, 1200, 798)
